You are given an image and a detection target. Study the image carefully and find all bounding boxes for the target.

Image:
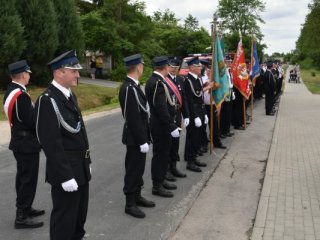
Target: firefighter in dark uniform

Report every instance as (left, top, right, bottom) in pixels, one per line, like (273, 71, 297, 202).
(3, 60, 44, 229)
(35, 50, 91, 240)
(119, 54, 155, 218)
(145, 56, 181, 198)
(166, 58, 189, 180)
(183, 57, 208, 172)
(263, 61, 276, 115)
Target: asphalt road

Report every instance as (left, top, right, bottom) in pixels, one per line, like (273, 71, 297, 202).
(0, 110, 228, 240)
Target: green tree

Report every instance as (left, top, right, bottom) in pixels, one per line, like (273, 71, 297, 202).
(53, 0, 85, 57)
(82, 0, 161, 64)
(152, 9, 179, 27)
(218, 0, 265, 40)
(18, 0, 59, 85)
(296, 0, 320, 68)
(184, 14, 199, 31)
(0, 0, 25, 89)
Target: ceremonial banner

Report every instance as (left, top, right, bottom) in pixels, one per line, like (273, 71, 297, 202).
(212, 35, 229, 108)
(231, 39, 251, 99)
(250, 40, 260, 86)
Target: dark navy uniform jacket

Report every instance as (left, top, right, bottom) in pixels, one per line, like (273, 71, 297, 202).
(119, 76, 151, 146)
(167, 74, 190, 126)
(3, 82, 40, 153)
(35, 84, 91, 186)
(183, 73, 206, 120)
(145, 72, 178, 135)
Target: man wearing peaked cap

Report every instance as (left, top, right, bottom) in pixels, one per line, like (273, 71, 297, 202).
(183, 56, 209, 172)
(3, 60, 44, 229)
(263, 60, 277, 116)
(145, 55, 181, 198)
(165, 57, 189, 180)
(119, 53, 155, 219)
(35, 50, 92, 240)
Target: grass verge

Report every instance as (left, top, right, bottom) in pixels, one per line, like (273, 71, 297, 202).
(0, 83, 118, 121)
(300, 68, 320, 94)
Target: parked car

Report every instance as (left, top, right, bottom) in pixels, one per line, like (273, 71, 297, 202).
(178, 54, 212, 76)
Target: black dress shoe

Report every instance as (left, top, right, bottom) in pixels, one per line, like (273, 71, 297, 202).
(165, 171, 176, 182)
(152, 185, 174, 198)
(125, 205, 145, 218)
(195, 160, 207, 167)
(14, 218, 44, 229)
(170, 167, 187, 178)
(215, 144, 227, 149)
(27, 208, 45, 218)
(197, 151, 203, 156)
(220, 134, 227, 139)
(226, 132, 234, 137)
(235, 126, 245, 130)
(187, 163, 202, 172)
(162, 180, 177, 190)
(136, 195, 155, 208)
(200, 146, 208, 153)
(266, 112, 275, 116)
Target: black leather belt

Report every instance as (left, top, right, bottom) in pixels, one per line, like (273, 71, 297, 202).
(65, 149, 90, 159)
(193, 103, 205, 109)
(14, 130, 35, 137)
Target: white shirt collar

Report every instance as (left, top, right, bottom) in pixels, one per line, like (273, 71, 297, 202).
(127, 75, 139, 86)
(52, 80, 71, 99)
(153, 71, 165, 80)
(189, 71, 199, 79)
(12, 81, 27, 91)
(168, 73, 176, 79)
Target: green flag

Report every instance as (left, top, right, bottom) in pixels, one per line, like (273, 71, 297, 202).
(212, 35, 229, 108)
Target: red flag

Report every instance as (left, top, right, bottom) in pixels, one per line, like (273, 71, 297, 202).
(231, 39, 251, 99)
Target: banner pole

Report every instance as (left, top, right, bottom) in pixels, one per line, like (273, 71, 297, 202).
(243, 96, 246, 129)
(209, 13, 218, 154)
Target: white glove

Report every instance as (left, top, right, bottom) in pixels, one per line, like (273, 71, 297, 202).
(171, 128, 181, 138)
(204, 115, 209, 125)
(184, 118, 190, 127)
(61, 178, 78, 192)
(140, 143, 149, 153)
(232, 92, 236, 100)
(194, 117, 202, 127)
(89, 166, 92, 175)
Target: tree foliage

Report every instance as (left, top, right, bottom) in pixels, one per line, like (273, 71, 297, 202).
(53, 0, 85, 57)
(295, 0, 320, 68)
(218, 0, 265, 41)
(0, 0, 25, 88)
(18, 0, 59, 85)
(184, 14, 199, 31)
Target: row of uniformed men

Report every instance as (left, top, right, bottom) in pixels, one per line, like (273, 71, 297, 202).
(118, 54, 232, 219)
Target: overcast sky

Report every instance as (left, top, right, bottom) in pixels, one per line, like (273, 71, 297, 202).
(142, 0, 311, 54)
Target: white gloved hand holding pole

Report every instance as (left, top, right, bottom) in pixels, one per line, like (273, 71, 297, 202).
(204, 115, 209, 125)
(140, 143, 149, 153)
(184, 118, 190, 127)
(61, 178, 78, 192)
(194, 117, 202, 127)
(171, 128, 182, 138)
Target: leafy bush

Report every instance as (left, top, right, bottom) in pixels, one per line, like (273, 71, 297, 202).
(111, 66, 126, 82)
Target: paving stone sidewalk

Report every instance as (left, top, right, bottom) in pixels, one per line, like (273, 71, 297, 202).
(251, 78, 320, 240)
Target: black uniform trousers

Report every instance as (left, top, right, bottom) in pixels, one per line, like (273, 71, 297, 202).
(151, 133, 172, 183)
(169, 109, 182, 164)
(13, 152, 39, 210)
(265, 92, 274, 114)
(205, 105, 222, 146)
(50, 183, 89, 240)
(220, 100, 232, 135)
(232, 88, 244, 127)
(124, 146, 146, 194)
(184, 121, 202, 162)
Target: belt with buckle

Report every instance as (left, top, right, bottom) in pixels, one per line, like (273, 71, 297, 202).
(65, 149, 90, 159)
